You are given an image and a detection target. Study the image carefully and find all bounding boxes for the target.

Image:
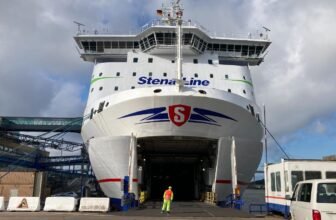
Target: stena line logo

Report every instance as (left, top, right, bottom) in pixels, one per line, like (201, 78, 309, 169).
(138, 76, 210, 86)
(168, 105, 191, 127)
(118, 104, 237, 127)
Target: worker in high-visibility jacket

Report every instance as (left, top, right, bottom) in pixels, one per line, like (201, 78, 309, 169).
(161, 186, 174, 213)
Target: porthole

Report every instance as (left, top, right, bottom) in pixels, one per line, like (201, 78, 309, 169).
(105, 102, 109, 107)
(148, 58, 153, 63)
(131, 86, 135, 89)
(243, 90, 246, 94)
(153, 89, 162, 93)
(225, 74, 229, 79)
(163, 73, 167, 77)
(99, 72, 103, 77)
(194, 73, 198, 78)
(133, 72, 136, 76)
(99, 86, 103, 91)
(91, 88, 94, 92)
(210, 74, 213, 78)
(171, 60, 175, 63)
(116, 72, 120, 76)
(199, 90, 207, 94)
(133, 57, 138, 63)
(149, 72, 152, 76)
(243, 76, 246, 80)
(228, 89, 231, 93)
(114, 86, 118, 91)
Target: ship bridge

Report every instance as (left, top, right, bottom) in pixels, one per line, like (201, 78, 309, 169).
(74, 20, 271, 65)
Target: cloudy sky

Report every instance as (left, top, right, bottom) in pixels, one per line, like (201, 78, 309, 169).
(1, 0, 335, 162)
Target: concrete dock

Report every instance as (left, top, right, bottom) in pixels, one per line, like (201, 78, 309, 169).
(0, 202, 283, 220)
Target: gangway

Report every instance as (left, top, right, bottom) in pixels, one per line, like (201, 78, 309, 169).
(0, 116, 82, 133)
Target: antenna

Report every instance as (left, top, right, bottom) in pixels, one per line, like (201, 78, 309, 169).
(73, 21, 85, 34)
(262, 26, 271, 32)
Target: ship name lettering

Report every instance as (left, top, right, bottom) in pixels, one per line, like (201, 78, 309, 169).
(138, 76, 209, 86)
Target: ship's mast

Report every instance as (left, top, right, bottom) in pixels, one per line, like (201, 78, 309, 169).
(157, 0, 184, 91)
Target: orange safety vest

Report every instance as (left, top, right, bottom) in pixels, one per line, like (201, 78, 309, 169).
(164, 189, 173, 200)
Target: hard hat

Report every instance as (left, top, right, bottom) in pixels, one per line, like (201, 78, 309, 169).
(168, 186, 172, 189)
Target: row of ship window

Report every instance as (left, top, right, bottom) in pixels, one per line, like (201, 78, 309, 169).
(94, 72, 247, 80)
(91, 86, 250, 95)
(81, 33, 264, 56)
(132, 57, 212, 64)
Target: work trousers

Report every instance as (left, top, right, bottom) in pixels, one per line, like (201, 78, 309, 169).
(162, 199, 172, 212)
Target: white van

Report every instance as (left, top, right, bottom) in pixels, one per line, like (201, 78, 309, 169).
(264, 159, 336, 216)
(290, 179, 336, 220)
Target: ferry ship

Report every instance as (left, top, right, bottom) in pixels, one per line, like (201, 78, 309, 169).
(74, 0, 271, 206)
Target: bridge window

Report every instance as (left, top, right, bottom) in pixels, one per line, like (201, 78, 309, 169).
(99, 86, 103, 91)
(134, 41, 139, 49)
(104, 41, 111, 49)
(127, 42, 133, 48)
(119, 41, 126, 49)
(183, 33, 193, 45)
(213, 44, 219, 51)
(89, 41, 96, 52)
(220, 44, 227, 51)
(249, 46, 256, 56)
(156, 33, 164, 44)
(112, 41, 118, 48)
(242, 46, 248, 56)
(207, 44, 213, 50)
(228, 44, 234, 52)
(256, 46, 263, 55)
(235, 45, 242, 53)
(133, 57, 138, 63)
(148, 58, 153, 63)
(97, 42, 104, 52)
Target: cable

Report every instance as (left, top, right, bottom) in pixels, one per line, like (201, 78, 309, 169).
(259, 120, 290, 159)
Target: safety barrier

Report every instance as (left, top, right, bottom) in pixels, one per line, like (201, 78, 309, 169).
(79, 198, 109, 212)
(7, 197, 40, 211)
(43, 197, 77, 212)
(0, 197, 4, 211)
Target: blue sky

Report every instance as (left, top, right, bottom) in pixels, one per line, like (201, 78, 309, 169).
(0, 0, 336, 162)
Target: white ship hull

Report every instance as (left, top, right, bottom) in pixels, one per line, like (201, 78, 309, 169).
(82, 87, 263, 202)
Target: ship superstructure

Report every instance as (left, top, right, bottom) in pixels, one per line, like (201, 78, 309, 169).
(74, 0, 271, 206)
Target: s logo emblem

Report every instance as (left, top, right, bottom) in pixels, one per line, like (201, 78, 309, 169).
(168, 104, 191, 127)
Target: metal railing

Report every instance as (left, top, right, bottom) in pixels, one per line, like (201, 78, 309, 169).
(76, 19, 270, 41)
